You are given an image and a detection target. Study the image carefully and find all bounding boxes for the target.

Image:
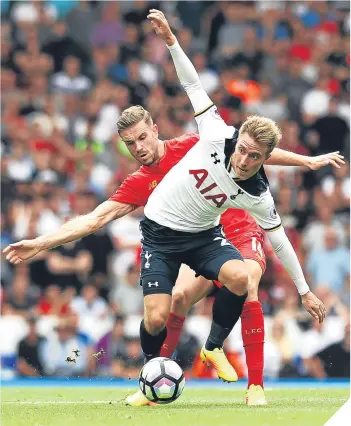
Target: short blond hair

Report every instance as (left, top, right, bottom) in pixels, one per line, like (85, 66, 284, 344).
(117, 105, 152, 132)
(239, 115, 282, 155)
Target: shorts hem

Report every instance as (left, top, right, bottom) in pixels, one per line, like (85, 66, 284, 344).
(143, 287, 173, 296)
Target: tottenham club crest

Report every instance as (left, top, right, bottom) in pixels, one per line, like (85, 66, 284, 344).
(230, 188, 244, 200)
(144, 251, 152, 269)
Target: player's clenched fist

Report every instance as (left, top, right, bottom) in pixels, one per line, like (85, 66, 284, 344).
(147, 9, 176, 46)
(3, 240, 41, 264)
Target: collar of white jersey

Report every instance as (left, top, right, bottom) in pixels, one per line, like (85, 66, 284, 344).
(224, 127, 270, 197)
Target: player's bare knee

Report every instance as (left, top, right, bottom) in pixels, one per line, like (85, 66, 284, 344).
(226, 268, 248, 296)
(172, 287, 191, 311)
(148, 312, 168, 335)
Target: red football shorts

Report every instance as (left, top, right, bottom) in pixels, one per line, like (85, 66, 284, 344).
(213, 235, 266, 288)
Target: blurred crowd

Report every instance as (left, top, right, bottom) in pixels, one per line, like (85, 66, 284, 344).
(0, 1, 350, 381)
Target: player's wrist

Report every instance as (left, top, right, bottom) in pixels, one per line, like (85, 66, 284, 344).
(166, 35, 178, 48)
(35, 236, 50, 251)
(294, 278, 310, 296)
(300, 290, 311, 298)
(305, 157, 314, 169)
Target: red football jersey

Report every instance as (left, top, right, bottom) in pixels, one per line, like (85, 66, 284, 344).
(110, 133, 263, 239)
(109, 133, 199, 206)
(219, 209, 264, 245)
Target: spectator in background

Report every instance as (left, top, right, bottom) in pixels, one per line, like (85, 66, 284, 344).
(95, 315, 127, 376)
(230, 26, 264, 81)
(321, 161, 350, 208)
(215, 2, 249, 62)
(65, 1, 99, 55)
(307, 227, 350, 293)
(302, 205, 347, 253)
(90, 2, 125, 47)
(305, 323, 350, 378)
(51, 55, 92, 94)
(70, 282, 110, 320)
(311, 97, 349, 156)
(40, 316, 95, 377)
(4, 265, 39, 316)
(109, 208, 142, 282)
(46, 237, 92, 294)
(264, 317, 297, 379)
(301, 78, 331, 119)
(125, 59, 150, 106)
(37, 285, 72, 316)
(192, 52, 220, 95)
(284, 58, 312, 121)
(247, 81, 288, 122)
(42, 20, 90, 72)
(73, 191, 114, 295)
(110, 263, 143, 316)
(139, 44, 160, 88)
(16, 315, 44, 377)
(1, 212, 13, 287)
(111, 337, 144, 378)
(11, 0, 57, 25)
(120, 23, 141, 64)
(301, 315, 346, 375)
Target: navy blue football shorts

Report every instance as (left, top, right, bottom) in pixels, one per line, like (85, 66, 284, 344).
(139, 217, 243, 296)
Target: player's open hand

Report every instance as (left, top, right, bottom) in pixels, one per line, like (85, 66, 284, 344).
(147, 9, 176, 45)
(307, 151, 345, 170)
(3, 240, 41, 264)
(301, 291, 326, 323)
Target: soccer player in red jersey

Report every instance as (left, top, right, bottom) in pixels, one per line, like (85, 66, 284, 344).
(4, 106, 344, 405)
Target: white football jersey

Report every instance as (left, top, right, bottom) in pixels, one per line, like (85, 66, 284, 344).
(144, 105, 281, 233)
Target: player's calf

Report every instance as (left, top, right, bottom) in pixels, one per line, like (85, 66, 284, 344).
(241, 259, 265, 391)
(144, 293, 171, 335)
(205, 260, 248, 351)
(141, 294, 171, 361)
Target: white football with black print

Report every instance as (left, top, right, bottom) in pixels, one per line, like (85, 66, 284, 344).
(139, 357, 185, 404)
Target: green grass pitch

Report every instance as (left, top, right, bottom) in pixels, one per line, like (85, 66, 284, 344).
(2, 387, 349, 426)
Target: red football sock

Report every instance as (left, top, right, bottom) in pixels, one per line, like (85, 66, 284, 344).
(241, 301, 264, 388)
(160, 312, 186, 358)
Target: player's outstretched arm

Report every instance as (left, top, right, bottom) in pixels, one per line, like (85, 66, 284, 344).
(266, 226, 326, 323)
(3, 201, 136, 264)
(147, 9, 213, 117)
(267, 148, 345, 170)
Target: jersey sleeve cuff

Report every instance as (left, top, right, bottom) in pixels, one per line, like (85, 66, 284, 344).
(294, 279, 310, 296)
(167, 40, 180, 50)
(194, 103, 214, 118)
(261, 223, 282, 232)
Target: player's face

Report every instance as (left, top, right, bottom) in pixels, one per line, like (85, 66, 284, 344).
(120, 121, 159, 166)
(231, 133, 271, 180)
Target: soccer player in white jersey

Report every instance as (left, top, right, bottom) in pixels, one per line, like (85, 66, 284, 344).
(137, 8, 327, 382)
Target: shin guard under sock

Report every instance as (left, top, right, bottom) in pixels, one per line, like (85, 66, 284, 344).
(160, 312, 186, 358)
(241, 301, 264, 388)
(140, 319, 167, 362)
(205, 287, 247, 350)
